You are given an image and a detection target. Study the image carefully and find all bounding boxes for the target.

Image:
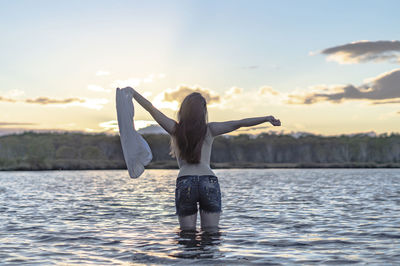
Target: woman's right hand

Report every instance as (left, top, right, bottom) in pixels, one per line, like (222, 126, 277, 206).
(267, 116, 281, 126)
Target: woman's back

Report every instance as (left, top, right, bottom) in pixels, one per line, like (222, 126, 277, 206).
(126, 86, 281, 231)
(176, 124, 215, 177)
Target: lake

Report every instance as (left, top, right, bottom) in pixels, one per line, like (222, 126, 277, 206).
(1, 169, 399, 264)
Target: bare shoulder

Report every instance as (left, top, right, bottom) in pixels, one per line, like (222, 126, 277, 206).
(207, 122, 216, 128)
(205, 123, 214, 142)
(207, 122, 216, 135)
(207, 121, 224, 137)
(206, 122, 213, 132)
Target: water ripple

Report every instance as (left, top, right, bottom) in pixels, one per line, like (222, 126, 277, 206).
(0, 169, 399, 264)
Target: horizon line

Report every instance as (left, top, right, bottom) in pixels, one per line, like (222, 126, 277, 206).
(0, 128, 398, 138)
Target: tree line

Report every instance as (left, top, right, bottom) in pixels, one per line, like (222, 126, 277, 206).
(0, 132, 399, 170)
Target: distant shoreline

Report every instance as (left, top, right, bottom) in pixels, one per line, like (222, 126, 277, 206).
(2, 132, 400, 171)
(1, 161, 400, 171)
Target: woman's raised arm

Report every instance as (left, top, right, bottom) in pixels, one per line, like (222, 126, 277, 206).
(208, 116, 281, 137)
(122, 87, 177, 135)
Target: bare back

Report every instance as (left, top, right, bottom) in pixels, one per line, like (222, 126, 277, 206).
(176, 124, 216, 177)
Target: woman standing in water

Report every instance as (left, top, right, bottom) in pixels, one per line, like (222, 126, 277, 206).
(124, 87, 281, 231)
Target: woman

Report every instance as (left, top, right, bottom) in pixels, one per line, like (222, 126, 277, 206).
(125, 87, 281, 231)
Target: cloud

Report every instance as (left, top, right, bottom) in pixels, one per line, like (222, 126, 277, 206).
(162, 84, 221, 104)
(241, 65, 259, 70)
(98, 119, 159, 133)
(0, 122, 37, 126)
(96, 70, 110, 76)
(5, 89, 25, 98)
(79, 98, 109, 110)
(143, 73, 157, 83)
(225, 87, 243, 99)
(0, 96, 17, 102)
(88, 84, 111, 93)
(99, 120, 119, 132)
(371, 99, 400, 105)
(319, 40, 400, 64)
(1, 93, 108, 110)
(0, 95, 109, 110)
(258, 86, 279, 96)
(133, 120, 158, 130)
(152, 84, 283, 112)
(288, 68, 400, 104)
(25, 97, 85, 105)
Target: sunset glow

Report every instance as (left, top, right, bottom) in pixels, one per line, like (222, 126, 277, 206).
(1, 0, 399, 136)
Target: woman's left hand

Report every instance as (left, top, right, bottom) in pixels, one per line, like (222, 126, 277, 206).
(267, 116, 281, 126)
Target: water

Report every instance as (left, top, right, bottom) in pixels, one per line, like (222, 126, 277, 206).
(0, 169, 399, 265)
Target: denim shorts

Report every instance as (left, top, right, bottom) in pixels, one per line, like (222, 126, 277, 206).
(175, 175, 222, 216)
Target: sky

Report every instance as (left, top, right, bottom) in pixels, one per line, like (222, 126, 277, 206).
(1, 0, 400, 136)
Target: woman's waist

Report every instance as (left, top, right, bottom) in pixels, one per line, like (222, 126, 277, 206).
(177, 163, 215, 177)
(176, 174, 218, 183)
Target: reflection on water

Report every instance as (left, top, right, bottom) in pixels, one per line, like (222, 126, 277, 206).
(172, 230, 222, 259)
(0, 169, 399, 264)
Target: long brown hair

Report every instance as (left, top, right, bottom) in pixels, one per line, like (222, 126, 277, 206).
(172, 92, 208, 163)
